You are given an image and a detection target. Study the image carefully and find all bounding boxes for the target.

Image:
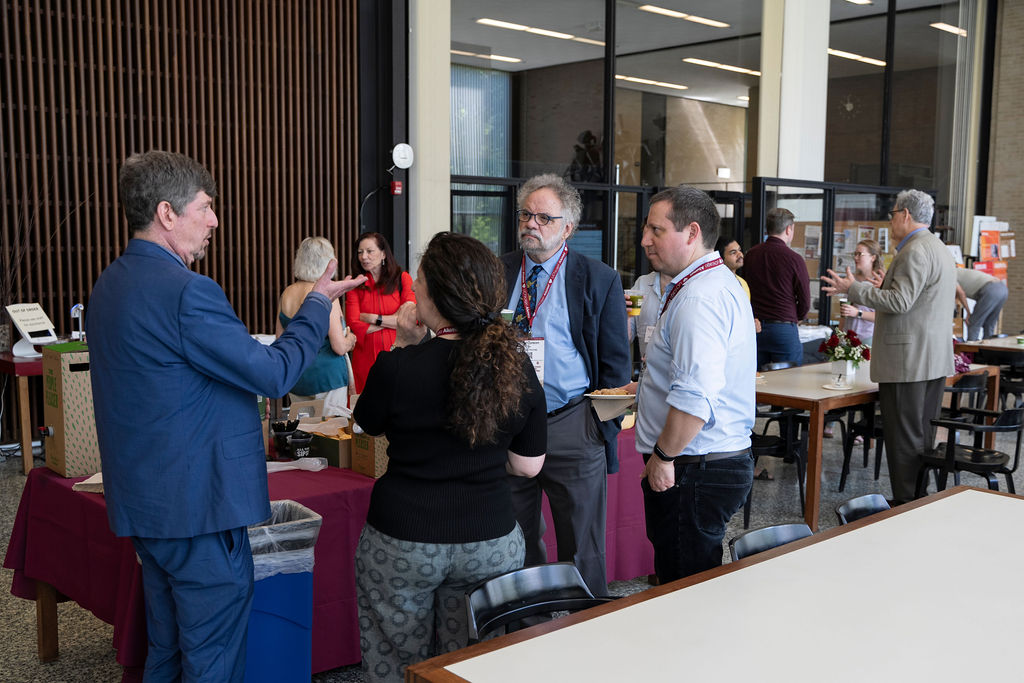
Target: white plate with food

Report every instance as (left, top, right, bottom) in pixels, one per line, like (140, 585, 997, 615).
(585, 390, 636, 421)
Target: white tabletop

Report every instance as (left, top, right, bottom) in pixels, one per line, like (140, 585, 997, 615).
(757, 361, 876, 401)
(444, 489, 1024, 682)
(956, 336, 1024, 351)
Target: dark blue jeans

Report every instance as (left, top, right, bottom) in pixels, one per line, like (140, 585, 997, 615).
(642, 452, 754, 583)
(756, 322, 802, 369)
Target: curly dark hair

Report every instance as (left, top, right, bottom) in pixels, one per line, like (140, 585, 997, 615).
(419, 232, 532, 447)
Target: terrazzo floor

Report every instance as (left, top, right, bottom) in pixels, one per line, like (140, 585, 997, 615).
(2, 421, 1020, 682)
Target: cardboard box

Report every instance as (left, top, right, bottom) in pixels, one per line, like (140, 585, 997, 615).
(288, 399, 325, 424)
(310, 432, 352, 468)
(351, 432, 388, 478)
(42, 342, 102, 477)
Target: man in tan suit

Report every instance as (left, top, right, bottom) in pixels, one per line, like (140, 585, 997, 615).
(823, 189, 954, 504)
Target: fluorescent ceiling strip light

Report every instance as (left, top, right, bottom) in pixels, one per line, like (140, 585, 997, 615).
(737, 95, 750, 101)
(616, 74, 688, 90)
(476, 17, 604, 46)
(450, 49, 522, 63)
(682, 57, 760, 77)
(476, 18, 528, 31)
(638, 5, 729, 28)
(844, 0, 872, 5)
(827, 47, 886, 66)
(930, 22, 967, 37)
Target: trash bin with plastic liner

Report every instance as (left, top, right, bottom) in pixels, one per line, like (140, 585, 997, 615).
(244, 499, 323, 683)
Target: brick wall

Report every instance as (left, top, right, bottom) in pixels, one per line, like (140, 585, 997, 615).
(988, 1, 1024, 334)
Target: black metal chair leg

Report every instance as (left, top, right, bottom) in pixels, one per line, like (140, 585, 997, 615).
(985, 473, 1000, 491)
(1006, 473, 1016, 494)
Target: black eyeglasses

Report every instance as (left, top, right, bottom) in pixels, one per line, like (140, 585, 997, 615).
(887, 208, 906, 219)
(516, 209, 562, 226)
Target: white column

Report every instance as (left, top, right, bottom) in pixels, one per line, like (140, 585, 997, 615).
(408, 0, 451, 274)
(758, 0, 830, 180)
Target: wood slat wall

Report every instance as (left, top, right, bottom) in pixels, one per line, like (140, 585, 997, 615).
(1, 0, 360, 446)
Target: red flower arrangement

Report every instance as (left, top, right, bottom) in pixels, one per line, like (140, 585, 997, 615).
(818, 328, 870, 366)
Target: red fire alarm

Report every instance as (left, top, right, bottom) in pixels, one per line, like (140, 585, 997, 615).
(391, 181, 403, 195)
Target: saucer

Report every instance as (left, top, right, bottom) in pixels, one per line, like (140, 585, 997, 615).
(822, 383, 853, 391)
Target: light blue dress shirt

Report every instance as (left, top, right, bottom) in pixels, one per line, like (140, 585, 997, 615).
(635, 251, 756, 456)
(628, 271, 666, 359)
(508, 245, 590, 413)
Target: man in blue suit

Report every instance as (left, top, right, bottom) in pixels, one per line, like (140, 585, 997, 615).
(502, 174, 630, 597)
(87, 151, 365, 682)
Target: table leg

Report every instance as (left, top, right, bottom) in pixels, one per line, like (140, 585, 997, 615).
(17, 375, 33, 474)
(36, 580, 59, 662)
(985, 371, 1000, 449)
(804, 407, 823, 531)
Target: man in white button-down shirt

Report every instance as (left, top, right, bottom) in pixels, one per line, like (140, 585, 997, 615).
(634, 186, 756, 583)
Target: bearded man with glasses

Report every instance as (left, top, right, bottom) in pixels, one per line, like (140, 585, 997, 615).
(500, 173, 629, 597)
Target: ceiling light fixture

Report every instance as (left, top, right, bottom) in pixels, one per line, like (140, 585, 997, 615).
(737, 95, 750, 101)
(683, 57, 761, 77)
(638, 5, 729, 28)
(476, 17, 604, 46)
(844, 0, 873, 5)
(450, 49, 522, 63)
(616, 74, 688, 90)
(827, 48, 886, 67)
(930, 22, 967, 37)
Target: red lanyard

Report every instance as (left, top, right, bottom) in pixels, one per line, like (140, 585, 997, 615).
(435, 326, 457, 336)
(520, 245, 568, 330)
(659, 257, 724, 317)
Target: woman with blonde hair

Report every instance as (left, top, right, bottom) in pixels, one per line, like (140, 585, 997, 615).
(276, 236, 356, 415)
(839, 239, 884, 347)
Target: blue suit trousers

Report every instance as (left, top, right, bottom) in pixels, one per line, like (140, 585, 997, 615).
(132, 528, 254, 682)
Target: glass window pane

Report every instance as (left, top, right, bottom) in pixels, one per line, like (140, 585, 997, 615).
(832, 191, 899, 324)
(614, 3, 759, 191)
(451, 183, 513, 255)
(825, 0, 889, 185)
(764, 185, 825, 324)
(450, 0, 606, 179)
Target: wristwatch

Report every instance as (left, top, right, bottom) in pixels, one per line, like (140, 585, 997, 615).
(653, 444, 676, 462)
(375, 314, 383, 326)
(857, 311, 863, 318)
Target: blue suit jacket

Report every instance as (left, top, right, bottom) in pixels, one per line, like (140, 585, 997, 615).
(87, 239, 329, 538)
(502, 248, 630, 473)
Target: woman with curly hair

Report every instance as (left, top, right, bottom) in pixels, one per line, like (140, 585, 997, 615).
(352, 232, 546, 682)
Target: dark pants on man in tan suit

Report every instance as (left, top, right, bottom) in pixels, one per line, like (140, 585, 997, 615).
(878, 378, 946, 503)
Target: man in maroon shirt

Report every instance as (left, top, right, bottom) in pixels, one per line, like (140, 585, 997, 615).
(744, 207, 811, 368)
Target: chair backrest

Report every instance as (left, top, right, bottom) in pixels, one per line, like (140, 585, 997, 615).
(728, 523, 813, 562)
(994, 406, 1024, 429)
(835, 493, 891, 525)
(761, 361, 795, 372)
(946, 371, 988, 410)
(466, 562, 611, 641)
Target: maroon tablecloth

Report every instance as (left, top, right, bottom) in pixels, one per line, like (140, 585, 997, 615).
(4, 428, 652, 677)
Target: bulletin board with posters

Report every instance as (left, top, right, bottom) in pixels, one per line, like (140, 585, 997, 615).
(828, 220, 892, 324)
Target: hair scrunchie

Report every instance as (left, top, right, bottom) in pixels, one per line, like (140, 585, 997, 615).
(474, 311, 498, 328)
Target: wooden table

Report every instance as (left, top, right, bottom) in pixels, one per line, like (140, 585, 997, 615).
(955, 337, 1024, 354)
(754, 362, 999, 531)
(407, 486, 1024, 683)
(0, 351, 43, 474)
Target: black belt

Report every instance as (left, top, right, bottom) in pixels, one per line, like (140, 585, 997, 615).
(547, 394, 586, 419)
(642, 447, 751, 464)
(761, 320, 796, 326)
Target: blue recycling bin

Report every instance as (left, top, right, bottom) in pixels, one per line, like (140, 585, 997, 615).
(244, 500, 322, 683)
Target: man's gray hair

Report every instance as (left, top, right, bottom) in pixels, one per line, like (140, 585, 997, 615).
(119, 150, 217, 234)
(517, 174, 582, 229)
(895, 189, 934, 226)
(293, 236, 336, 282)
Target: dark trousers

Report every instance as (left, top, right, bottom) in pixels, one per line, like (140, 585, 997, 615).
(132, 528, 254, 683)
(878, 378, 945, 502)
(509, 399, 609, 596)
(641, 452, 754, 584)
(756, 322, 802, 369)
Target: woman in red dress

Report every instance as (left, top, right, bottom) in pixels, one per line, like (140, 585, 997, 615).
(345, 232, 416, 393)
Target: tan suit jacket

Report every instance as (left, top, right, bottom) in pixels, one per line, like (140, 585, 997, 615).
(848, 229, 955, 384)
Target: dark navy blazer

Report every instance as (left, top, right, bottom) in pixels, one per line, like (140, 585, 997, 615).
(88, 239, 328, 538)
(502, 247, 630, 473)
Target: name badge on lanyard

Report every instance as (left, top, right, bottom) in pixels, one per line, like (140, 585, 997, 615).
(524, 338, 545, 385)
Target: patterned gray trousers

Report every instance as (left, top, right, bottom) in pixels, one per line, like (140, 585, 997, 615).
(355, 523, 525, 682)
